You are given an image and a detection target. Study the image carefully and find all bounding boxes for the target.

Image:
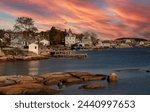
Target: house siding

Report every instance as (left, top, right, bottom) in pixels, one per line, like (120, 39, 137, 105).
(28, 43, 39, 55)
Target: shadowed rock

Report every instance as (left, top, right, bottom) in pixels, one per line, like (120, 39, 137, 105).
(33, 76, 45, 83)
(64, 78, 83, 84)
(0, 76, 8, 81)
(3, 80, 16, 86)
(107, 73, 118, 83)
(44, 79, 59, 86)
(0, 72, 108, 95)
(82, 74, 106, 81)
(0, 83, 59, 95)
(146, 70, 150, 73)
(69, 72, 91, 78)
(79, 83, 105, 89)
(7, 76, 36, 84)
(41, 72, 71, 80)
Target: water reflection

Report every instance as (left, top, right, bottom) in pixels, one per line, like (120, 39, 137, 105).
(0, 48, 150, 76)
(0, 61, 29, 75)
(0, 48, 150, 94)
(0, 61, 40, 75)
(0, 63, 7, 75)
(28, 61, 40, 75)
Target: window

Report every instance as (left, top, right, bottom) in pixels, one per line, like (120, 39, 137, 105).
(35, 46, 37, 49)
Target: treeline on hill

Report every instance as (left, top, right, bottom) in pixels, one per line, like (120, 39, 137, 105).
(116, 37, 147, 41)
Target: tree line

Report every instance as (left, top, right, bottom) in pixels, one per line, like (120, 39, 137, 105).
(0, 17, 99, 46)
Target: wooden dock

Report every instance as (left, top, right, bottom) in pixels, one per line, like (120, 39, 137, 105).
(50, 50, 87, 59)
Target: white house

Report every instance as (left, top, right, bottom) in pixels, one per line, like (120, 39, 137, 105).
(28, 43, 48, 55)
(65, 29, 76, 47)
(82, 36, 93, 46)
(102, 40, 111, 48)
(96, 40, 103, 47)
(139, 41, 145, 46)
(28, 43, 40, 55)
(125, 39, 132, 44)
(119, 43, 131, 48)
(40, 39, 50, 46)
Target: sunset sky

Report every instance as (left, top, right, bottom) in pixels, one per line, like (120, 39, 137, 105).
(0, 0, 150, 40)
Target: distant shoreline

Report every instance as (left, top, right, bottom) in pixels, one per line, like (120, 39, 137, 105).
(0, 47, 150, 62)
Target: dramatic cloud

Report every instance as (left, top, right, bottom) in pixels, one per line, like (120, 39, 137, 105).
(0, 0, 149, 40)
(107, 0, 150, 39)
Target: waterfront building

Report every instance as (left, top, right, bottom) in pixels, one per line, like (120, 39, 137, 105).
(119, 43, 131, 48)
(28, 43, 47, 55)
(40, 39, 50, 46)
(125, 39, 132, 43)
(82, 36, 92, 46)
(124, 39, 136, 46)
(28, 43, 39, 55)
(96, 39, 103, 47)
(143, 41, 150, 47)
(10, 32, 39, 48)
(102, 40, 111, 48)
(139, 41, 145, 46)
(72, 42, 85, 49)
(65, 29, 76, 47)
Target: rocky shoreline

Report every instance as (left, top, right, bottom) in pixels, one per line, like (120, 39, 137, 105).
(52, 54, 87, 59)
(0, 53, 87, 62)
(0, 55, 50, 62)
(0, 72, 118, 95)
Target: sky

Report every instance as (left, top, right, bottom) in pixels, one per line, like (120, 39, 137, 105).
(0, 0, 150, 40)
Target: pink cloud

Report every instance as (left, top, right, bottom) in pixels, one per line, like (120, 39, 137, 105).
(0, 0, 149, 39)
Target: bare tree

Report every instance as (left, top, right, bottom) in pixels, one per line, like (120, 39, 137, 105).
(14, 17, 38, 37)
(84, 31, 98, 45)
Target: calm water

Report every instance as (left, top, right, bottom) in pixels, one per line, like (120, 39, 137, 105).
(0, 48, 150, 95)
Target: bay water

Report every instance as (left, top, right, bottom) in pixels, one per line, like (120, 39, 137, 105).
(0, 48, 150, 95)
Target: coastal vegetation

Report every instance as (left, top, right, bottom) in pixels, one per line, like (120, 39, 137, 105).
(14, 17, 38, 34)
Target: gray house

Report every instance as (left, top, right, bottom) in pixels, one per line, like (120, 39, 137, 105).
(82, 36, 93, 46)
(10, 38, 25, 48)
(10, 33, 38, 49)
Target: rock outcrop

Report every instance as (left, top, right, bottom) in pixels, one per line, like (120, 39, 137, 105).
(107, 73, 118, 83)
(0, 72, 114, 95)
(0, 55, 49, 62)
(0, 83, 59, 95)
(79, 83, 105, 89)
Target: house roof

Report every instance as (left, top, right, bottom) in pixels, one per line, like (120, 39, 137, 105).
(29, 42, 46, 48)
(40, 39, 49, 42)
